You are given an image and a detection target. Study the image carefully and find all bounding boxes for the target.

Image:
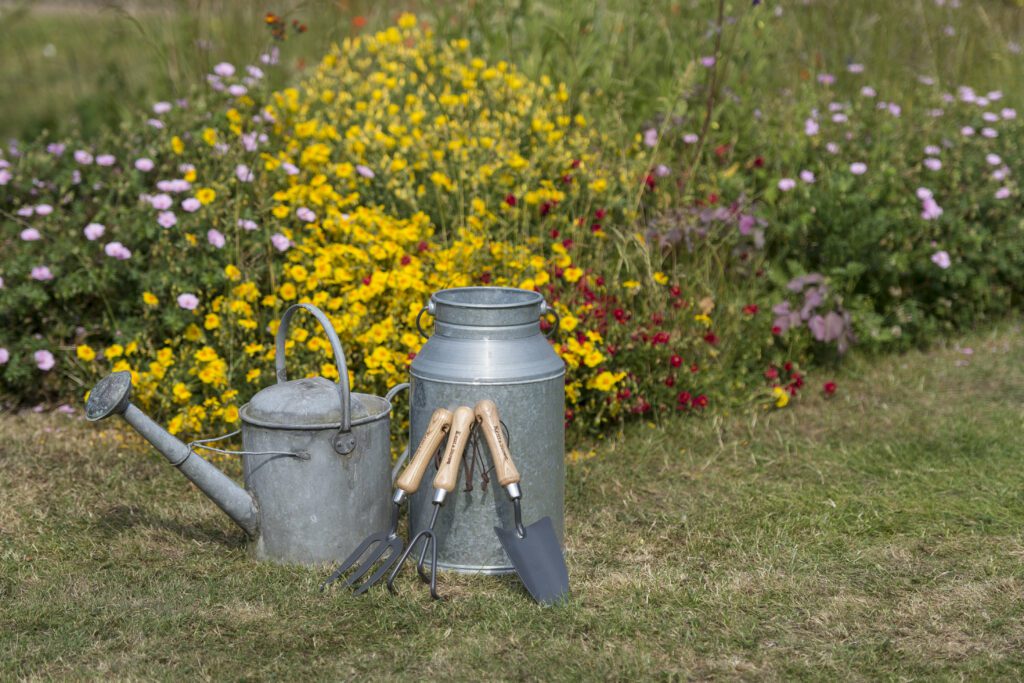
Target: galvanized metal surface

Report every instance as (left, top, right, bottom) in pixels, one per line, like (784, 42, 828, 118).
(408, 287, 566, 573)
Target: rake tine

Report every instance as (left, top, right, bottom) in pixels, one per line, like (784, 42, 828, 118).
(321, 535, 381, 591)
(340, 542, 391, 589)
(387, 529, 433, 595)
(351, 543, 403, 595)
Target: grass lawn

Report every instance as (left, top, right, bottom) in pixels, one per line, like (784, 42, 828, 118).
(2, 323, 1022, 679)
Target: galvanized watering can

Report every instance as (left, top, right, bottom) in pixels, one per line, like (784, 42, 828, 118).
(409, 286, 566, 573)
(85, 303, 399, 566)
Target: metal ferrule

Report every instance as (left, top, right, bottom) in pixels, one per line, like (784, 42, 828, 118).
(393, 489, 408, 505)
(504, 482, 522, 500)
(432, 489, 448, 505)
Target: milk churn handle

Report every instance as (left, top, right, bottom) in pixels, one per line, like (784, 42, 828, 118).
(541, 301, 561, 339)
(416, 300, 435, 340)
(275, 304, 354, 453)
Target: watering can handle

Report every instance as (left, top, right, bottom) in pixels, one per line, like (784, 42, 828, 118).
(275, 304, 354, 451)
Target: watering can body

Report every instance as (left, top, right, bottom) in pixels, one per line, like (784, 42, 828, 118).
(408, 287, 566, 574)
(86, 303, 394, 566)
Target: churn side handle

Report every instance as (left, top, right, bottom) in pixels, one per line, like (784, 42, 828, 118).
(416, 299, 436, 340)
(541, 301, 561, 339)
(275, 303, 356, 455)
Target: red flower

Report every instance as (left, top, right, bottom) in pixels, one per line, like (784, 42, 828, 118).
(504, 193, 517, 207)
(595, 276, 605, 286)
(693, 394, 709, 408)
(784, 361, 793, 372)
(417, 240, 429, 252)
(771, 325, 782, 335)
(480, 271, 492, 284)
(690, 363, 699, 373)
(743, 304, 759, 315)
(594, 208, 606, 220)
(562, 238, 574, 250)
(823, 381, 837, 396)
(753, 155, 765, 168)
(670, 285, 681, 297)
(651, 313, 664, 325)
(764, 367, 778, 380)
(613, 308, 627, 322)
(352, 15, 367, 28)
(664, 376, 675, 387)
(652, 331, 670, 345)
(670, 354, 683, 368)
(708, 192, 719, 205)
(561, 174, 573, 184)
(400, 254, 412, 266)
(591, 223, 602, 233)
(361, 276, 372, 285)
(703, 331, 718, 345)
(540, 201, 554, 216)
(644, 174, 656, 190)
(565, 408, 575, 423)
(617, 388, 632, 401)
(549, 228, 560, 239)
(714, 144, 730, 158)
(677, 391, 692, 406)
(571, 159, 581, 169)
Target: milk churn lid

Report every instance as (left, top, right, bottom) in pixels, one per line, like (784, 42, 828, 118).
(242, 377, 377, 429)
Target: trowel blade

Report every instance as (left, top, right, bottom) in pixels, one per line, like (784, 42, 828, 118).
(495, 516, 569, 605)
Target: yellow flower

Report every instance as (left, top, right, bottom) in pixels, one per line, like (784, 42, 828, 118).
(588, 178, 608, 193)
(201, 128, 218, 146)
(173, 383, 192, 403)
(653, 272, 669, 285)
(184, 168, 197, 183)
(168, 414, 185, 435)
(142, 291, 159, 306)
(204, 314, 220, 330)
(223, 405, 240, 423)
(559, 314, 579, 332)
(156, 347, 174, 365)
(279, 282, 297, 301)
(224, 264, 242, 281)
(622, 280, 641, 290)
(171, 136, 184, 155)
(272, 205, 290, 219)
(772, 386, 790, 408)
(76, 345, 96, 361)
(583, 349, 605, 368)
(587, 370, 621, 392)
(194, 346, 218, 363)
(694, 314, 712, 328)
(184, 324, 202, 342)
(563, 267, 583, 283)
(196, 188, 216, 205)
(246, 368, 262, 383)
(398, 12, 417, 28)
(104, 344, 123, 359)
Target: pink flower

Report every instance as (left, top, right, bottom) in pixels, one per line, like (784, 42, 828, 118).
(700, 56, 716, 68)
(153, 101, 172, 114)
(924, 158, 942, 171)
(84, 223, 105, 240)
(0, 169, 10, 185)
(147, 119, 165, 130)
(271, 233, 291, 252)
(31, 266, 54, 281)
(887, 103, 901, 117)
(847, 63, 864, 73)
(156, 179, 191, 193)
(235, 164, 253, 182)
(177, 293, 199, 310)
(988, 90, 1003, 101)
(981, 127, 998, 138)
(149, 194, 172, 210)
(1001, 108, 1017, 120)
(34, 350, 55, 371)
(282, 162, 300, 176)
(228, 84, 248, 97)
(924, 145, 941, 155)
(682, 133, 699, 144)
(995, 187, 1011, 199)
(642, 128, 658, 147)
(356, 164, 375, 179)
(982, 112, 999, 123)
(247, 65, 264, 79)
(296, 207, 316, 222)
(921, 197, 944, 220)
(35, 204, 53, 216)
(0, 348, 8, 364)
(804, 118, 819, 136)
(654, 164, 670, 177)
(961, 126, 975, 136)
(777, 178, 796, 191)
(260, 47, 280, 65)
(157, 211, 177, 228)
(849, 162, 867, 175)
(986, 153, 1002, 166)
(931, 250, 951, 269)
(817, 73, 835, 85)
(916, 187, 934, 201)
(860, 86, 876, 97)
(826, 142, 840, 154)
(182, 197, 201, 212)
(74, 150, 93, 164)
(213, 62, 236, 77)
(135, 158, 155, 172)
(20, 228, 41, 241)
(96, 154, 116, 166)
(800, 170, 816, 184)
(207, 229, 226, 248)
(17, 206, 33, 217)
(831, 113, 848, 123)
(238, 219, 258, 231)
(104, 241, 132, 260)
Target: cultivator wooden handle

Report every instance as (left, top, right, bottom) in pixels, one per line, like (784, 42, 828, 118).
(433, 406, 475, 494)
(396, 408, 453, 495)
(474, 400, 521, 487)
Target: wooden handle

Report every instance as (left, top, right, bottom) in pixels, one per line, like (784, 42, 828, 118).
(395, 408, 452, 494)
(474, 400, 521, 487)
(432, 406, 475, 493)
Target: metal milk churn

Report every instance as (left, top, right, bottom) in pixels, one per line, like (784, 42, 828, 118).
(408, 287, 566, 573)
(85, 303, 396, 566)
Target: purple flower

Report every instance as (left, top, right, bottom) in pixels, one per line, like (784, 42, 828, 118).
(981, 127, 997, 138)
(887, 103, 901, 117)
(182, 197, 201, 212)
(642, 128, 658, 147)
(34, 350, 55, 371)
(156, 179, 191, 193)
(47, 143, 66, 156)
(992, 168, 1009, 182)
(271, 233, 291, 252)
(928, 108, 945, 118)
(800, 170, 816, 184)
(860, 86, 876, 98)
(1001, 107, 1017, 120)
(177, 293, 199, 310)
(228, 84, 248, 97)
(147, 119, 165, 130)
(682, 133, 699, 144)
(826, 142, 840, 154)
(282, 162, 300, 176)
(700, 56, 716, 68)
(986, 153, 1002, 166)
(20, 228, 41, 241)
(96, 154, 116, 167)
(260, 47, 280, 65)
(235, 164, 254, 182)
(104, 241, 132, 260)
(995, 187, 1011, 199)
(777, 178, 796, 191)
(206, 74, 224, 92)
(847, 63, 864, 73)
(149, 194, 172, 210)
(849, 162, 867, 175)
(356, 164, 375, 179)
(654, 164, 670, 177)
(35, 204, 53, 216)
(961, 126, 975, 136)
(247, 65, 264, 79)
(918, 75, 935, 86)
(931, 250, 951, 269)
(943, 25, 955, 37)
(982, 111, 999, 123)
(241, 132, 259, 152)
(84, 223, 105, 240)
(31, 266, 54, 281)
(153, 101, 172, 114)
(17, 206, 34, 217)
(0, 348, 8, 364)
(831, 113, 848, 123)
(817, 73, 835, 86)
(296, 207, 316, 222)
(213, 62, 235, 77)
(916, 187, 933, 201)
(238, 219, 258, 231)
(135, 158, 155, 172)
(74, 150, 93, 165)
(207, 229, 226, 248)
(924, 158, 942, 171)
(921, 197, 944, 220)
(0, 169, 10, 185)
(157, 211, 177, 228)
(924, 145, 941, 155)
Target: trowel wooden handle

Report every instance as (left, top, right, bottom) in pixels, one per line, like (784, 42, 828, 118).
(432, 406, 475, 493)
(474, 400, 521, 487)
(396, 408, 453, 494)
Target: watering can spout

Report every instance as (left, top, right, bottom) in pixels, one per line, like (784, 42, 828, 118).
(86, 372, 259, 537)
